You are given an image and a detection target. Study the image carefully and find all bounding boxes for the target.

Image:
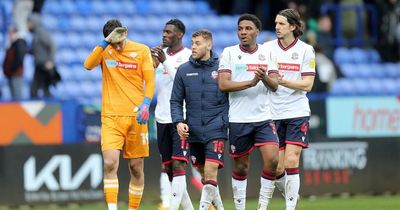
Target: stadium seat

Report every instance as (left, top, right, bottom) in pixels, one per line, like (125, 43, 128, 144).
(355, 63, 374, 78)
(351, 48, 369, 63)
(384, 63, 400, 78)
(338, 63, 357, 78)
(330, 78, 354, 95)
(352, 79, 370, 95)
(334, 47, 352, 64)
(381, 79, 398, 95)
(366, 48, 381, 63)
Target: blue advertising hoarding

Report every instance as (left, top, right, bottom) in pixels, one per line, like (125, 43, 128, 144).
(327, 96, 400, 138)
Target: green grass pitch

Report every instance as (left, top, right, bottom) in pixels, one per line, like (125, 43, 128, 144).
(8, 195, 400, 210)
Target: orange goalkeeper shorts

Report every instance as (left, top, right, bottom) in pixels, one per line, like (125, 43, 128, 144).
(101, 115, 149, 158)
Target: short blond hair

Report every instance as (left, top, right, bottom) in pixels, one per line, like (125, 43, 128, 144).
(192, 29, 213, 41)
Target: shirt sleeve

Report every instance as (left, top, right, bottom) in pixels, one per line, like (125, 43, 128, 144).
(142, 46, 155, 100)
(83, 46, 104, 70)
(301, 45, 316, 76)
(267, 48, 279, 75)
(217, 48, 232, 73)
(170, 66, 185, 124)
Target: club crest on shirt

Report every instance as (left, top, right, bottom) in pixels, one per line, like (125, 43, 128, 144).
(291, 52, 299, 60)
(238, 55, 242, 60)
(108, 50, 112, 55)
(211, 70, 218, 79)
(130, 52, 138, 59)
(191, 155, 197, 164)
(230, 145, 236, 154)
(258, 54, 266, 61)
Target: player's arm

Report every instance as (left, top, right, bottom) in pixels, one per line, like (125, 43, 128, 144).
(256, 66, 279, 92)
(218, 71, 259, 92)
(278, 75, 315, 92)
(83, 41, 108, 70)
(170, 66, 185, 124)
(142, 47, 155, 100)
(154, 47, 177, 79)
(217, 48, 259, 92)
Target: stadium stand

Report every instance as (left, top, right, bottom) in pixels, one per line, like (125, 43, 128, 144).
(0, 0, 399, 102)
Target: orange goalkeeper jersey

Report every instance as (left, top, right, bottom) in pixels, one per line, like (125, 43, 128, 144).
(84, 40, 155, 116)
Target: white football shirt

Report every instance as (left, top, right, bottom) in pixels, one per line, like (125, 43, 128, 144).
(155, 47, 191, 123)
(264, 38, 316, 120)
(218, 44, 277, 123)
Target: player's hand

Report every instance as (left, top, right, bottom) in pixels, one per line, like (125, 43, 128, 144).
(134, 97, 151, 124)
(105, 27, 128, 44)
(154, 47, 166, 63)
(254, 65, 267, 80)
(176, 122, 189, 138)
(150, 47, 161, 68)
(277, 74, 285, 85)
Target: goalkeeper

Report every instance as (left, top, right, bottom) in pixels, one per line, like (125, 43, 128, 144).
(84, 19, 155, 210)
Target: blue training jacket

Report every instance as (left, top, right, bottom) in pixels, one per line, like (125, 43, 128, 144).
(170, 51, 229, 143)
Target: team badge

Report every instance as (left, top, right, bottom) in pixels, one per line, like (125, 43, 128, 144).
(211, 70, 218, 79)
(238, 55, 242, 60)
(191, 156, 197, 164)
(291, 52, 299, 60)
(258, 54, 266, 61)
(130, 52, 138, 59)
(230, 145, 236, 153)
(108, 50, 112, 55)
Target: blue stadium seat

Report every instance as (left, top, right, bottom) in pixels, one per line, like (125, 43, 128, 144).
(368, 63, 385, 78)
(366, 48, 381, 63)
(355, 63, 374, 78)
(366, 78, 383, 95)
(384, 63, 400, 78)
(334, 47, 352, 64)
(338, 63, 357, 78)
(351, 48, 369, 63)
(352, 79, 370, 95)
(330, 78, 354, 95)
(381, 79, 398, 95)
(58, 65, 74, 81)
(23, 55, 34, 83)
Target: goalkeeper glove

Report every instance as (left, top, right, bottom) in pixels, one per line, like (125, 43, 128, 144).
(134, 97, 151, 124)
(105, 27, 128, 43)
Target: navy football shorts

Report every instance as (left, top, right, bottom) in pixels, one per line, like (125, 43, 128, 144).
(229, 120, 279, 158)
(157, 122, 189, 164)
(274, 116, 310, 150)
(189, 139, 225, 168)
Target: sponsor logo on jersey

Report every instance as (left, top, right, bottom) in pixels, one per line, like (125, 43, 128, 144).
(246, 64, 268, 72)
(234, 64, 268, 72)
(278, 63, 300, 71)
(105, 59, 138, 70)
(186, 72, 198, 76)
(211, 70, 218, 79)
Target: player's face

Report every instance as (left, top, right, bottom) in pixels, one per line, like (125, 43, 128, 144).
(275, 15, 295, 39)
(191, 36, 211, 60)
(162, 24, 181, 48)
(237, 20, 259, 47)
(111, 39, 126, 51)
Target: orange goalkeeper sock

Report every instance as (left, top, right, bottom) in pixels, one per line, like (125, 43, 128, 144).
(104, 178, 119, 208)
(128, 183, 144, 210)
